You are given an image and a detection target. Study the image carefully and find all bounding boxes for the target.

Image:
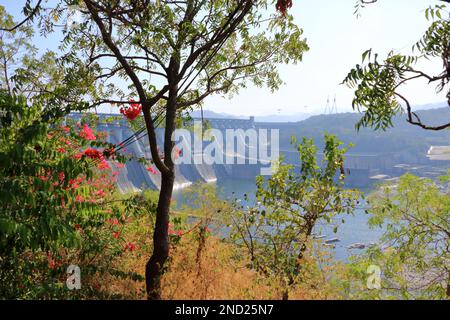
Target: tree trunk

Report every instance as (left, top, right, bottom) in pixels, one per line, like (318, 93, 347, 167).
(294, 219, 315, 272)
(145, 170, 174, 300)
(145, 55, 179, 300)
(288, 218, 316, 289)
(282, 288, 289, 300)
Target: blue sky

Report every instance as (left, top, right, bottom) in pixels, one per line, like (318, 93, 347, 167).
(1, 0, 447, 116)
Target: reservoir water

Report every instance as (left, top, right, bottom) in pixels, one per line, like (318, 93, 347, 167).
(172, 178, 384, 261)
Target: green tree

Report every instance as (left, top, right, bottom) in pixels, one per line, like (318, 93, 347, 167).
(0, 4, 88, 121)
(228, 134, 360, 299)
(0, 5, 35, 95)
(344, 1, 450, 131)
(343, 173, 450, 299)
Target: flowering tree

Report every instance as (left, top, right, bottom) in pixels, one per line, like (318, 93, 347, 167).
(0, 93, 140, 298)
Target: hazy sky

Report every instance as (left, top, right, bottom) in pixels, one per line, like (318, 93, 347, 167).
(1, 0, 447, 116)
(205, 0, 447, 116)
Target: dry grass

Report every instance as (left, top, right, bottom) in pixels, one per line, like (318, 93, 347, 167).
(161, 236, 277, 300)
(99, 218, 342, 300)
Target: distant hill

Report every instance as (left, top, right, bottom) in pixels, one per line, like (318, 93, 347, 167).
(254, 113, 311, 123)
(261, 107, 450, 163)
(189, 109, 312, 122)
(190, 101, 447, 122)
(190, 110, 243, 119)
(413, 101, 448, 111)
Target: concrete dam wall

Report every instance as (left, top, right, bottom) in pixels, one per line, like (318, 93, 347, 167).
(69, 112, 439, 192)
(86, 114, 265, 192)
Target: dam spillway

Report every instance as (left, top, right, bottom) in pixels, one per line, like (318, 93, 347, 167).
(67, 112, 432, 192)
(70, 113, 266, 192)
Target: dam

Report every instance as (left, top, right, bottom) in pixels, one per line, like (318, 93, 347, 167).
(67, 113, 428, 192)
(69, 113, 269, 192)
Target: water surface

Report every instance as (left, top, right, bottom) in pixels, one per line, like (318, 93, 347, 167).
(173, 178, 383, 261)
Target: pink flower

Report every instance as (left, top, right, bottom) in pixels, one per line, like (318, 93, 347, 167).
(112, 231, 120, 239)
(107, 218, 120, 225)
(120, 100, 142, 121)
(47, 253, 58, 270)
(96, 189, 105, 197)
(75, 195, 84, 202)
(38, 175, 49, 181)
(48, 258, 57, 270)
(124, 242, 137, 251)
(79, 124, 96, 141)
(168, 224, 176, 236)
(116, 163, 125, 169)
(69, 179, 80, 189)
(146, 166, 157, 175)
(98, 159, 111, 170)
(84, 148, 103, 160)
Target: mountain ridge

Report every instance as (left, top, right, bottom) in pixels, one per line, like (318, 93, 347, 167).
(191, 101, 448, 123)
